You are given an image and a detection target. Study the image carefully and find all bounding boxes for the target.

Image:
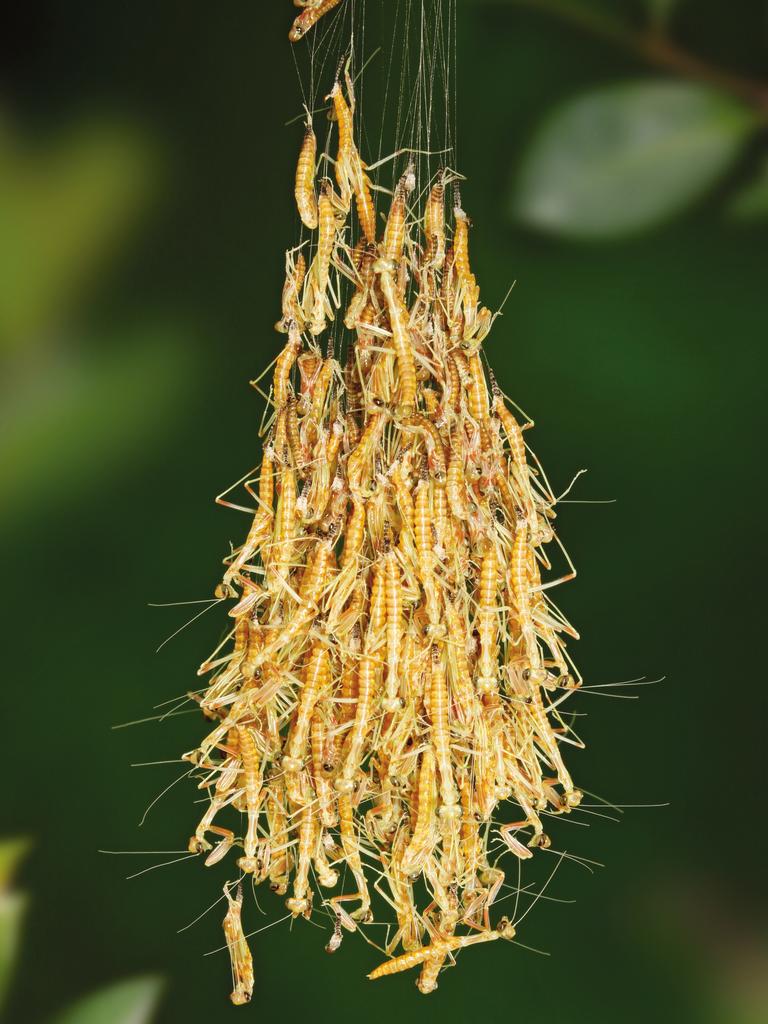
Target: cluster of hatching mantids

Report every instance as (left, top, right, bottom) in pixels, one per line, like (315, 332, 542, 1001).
(182, 70, 584, 1003)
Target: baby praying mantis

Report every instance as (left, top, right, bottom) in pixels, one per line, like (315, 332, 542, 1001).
(175, 47, 595, 1004)
(367, 920, 516, 990)
(289, 0, 345, 43)
(222, 883, 254, 1005)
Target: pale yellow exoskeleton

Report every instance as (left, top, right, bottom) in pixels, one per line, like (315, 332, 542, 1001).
(266, 777, 292, 895)
(413, 477, 441, 630)
(423, 176, 446, 270)
(452, 203, 480, 333)
(475, 540, 500, 693)
(428, 644, 457, 808)
(383, 550, 404, 712)
(367, 927, 499, 984)
(222, 883, 254, 1005)
(327, 77, 377, 242)
(347, 412, 386, 496)
(272, 326, 303, 411)
(283, 642, 331, 780)
(378, 268, 417, 417)
(306, 180, 343, 336)
(400, 747, 438, 877)
(331, 789, 373, 921)
(276, 249, 307, 332)
(289, 0, 344, 42)
(188, 728, 241, 864)
(310, 704, 338, 829)
(236, 725, 266, 874)
(443, 597, 478, 726)
(295, 118, 318, 230)
(266, 465, 298, 596)
(337, 648, 376, 791)
(285, 790, 317, 918)
(220, 448, 275, 586)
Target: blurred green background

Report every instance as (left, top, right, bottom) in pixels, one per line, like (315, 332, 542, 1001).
(2, 1, 766, 1022)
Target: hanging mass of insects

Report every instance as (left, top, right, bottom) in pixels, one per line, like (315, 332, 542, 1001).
(173, 0, 596, 1003)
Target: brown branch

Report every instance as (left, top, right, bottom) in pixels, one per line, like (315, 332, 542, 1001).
(475, 0, 768, 114)
(635, 31, 768, 112)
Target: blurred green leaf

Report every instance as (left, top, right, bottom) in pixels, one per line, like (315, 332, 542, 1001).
(512, 80, 756, 238)
(0, 838, 31, 891)
(727, 161, 768, 221)
(0, 893, 27, 1015)
(48, 976, 164, 1024)
(647, 0, 681, 28)
(0, 120, 154, 350)
(0, 838, 30, 1012)
(0, 325, 195, 529)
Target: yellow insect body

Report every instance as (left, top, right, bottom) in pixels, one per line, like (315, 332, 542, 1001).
(400, 747, 437, 876)
(237, 725, 265, 871)
(289, 0, 344, 42)
(308, 184, 341, 336)
(476, 542, 500, 693)
(273, 328, 302, 410)
(379, 269, 417, 416)
(223, 885, 254, 1005)
(424, 179, 445, 269)
(380, 182, 408, 267)
(368, 929, 498, 982)
(285, 643, 331, 768)
(384, 551, 404, 711)
(429, 645, 457, 807)
(277, 249, 307, 332)
(295, 123, 318, 229)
